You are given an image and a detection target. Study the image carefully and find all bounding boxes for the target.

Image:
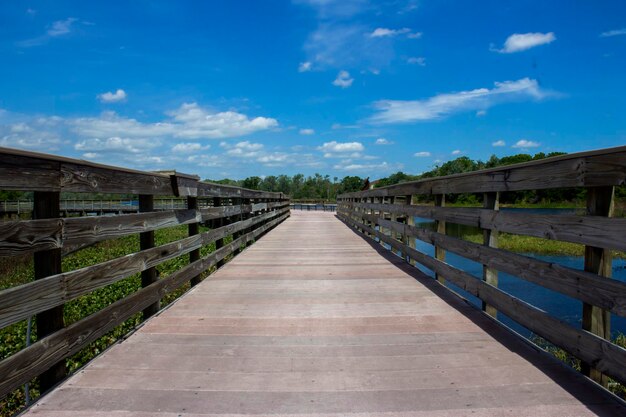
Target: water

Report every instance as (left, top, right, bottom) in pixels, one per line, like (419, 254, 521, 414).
(387, 208, 626, 338)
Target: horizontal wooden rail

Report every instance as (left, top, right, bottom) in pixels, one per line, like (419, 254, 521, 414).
(0, 147, 290, 404)
(339, 145, 626, 198)
(337, 145, 626, 392)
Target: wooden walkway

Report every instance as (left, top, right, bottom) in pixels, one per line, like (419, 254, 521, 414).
(24, 211, 625, 416)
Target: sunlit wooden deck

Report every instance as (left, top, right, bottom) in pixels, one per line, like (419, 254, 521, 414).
(24, 211, 625, 416)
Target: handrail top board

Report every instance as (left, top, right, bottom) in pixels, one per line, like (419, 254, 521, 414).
(338, 145, 626, 198)
(0, 146, 286, 199)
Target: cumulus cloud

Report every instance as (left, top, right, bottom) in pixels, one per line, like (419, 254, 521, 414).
(512, 139, 540, 148)
(97, 89, 127, 103)
(318, 141, 364, 153)
(414, 151, 431, 157)
(492, 32, 556, 53)
(298, 61, 312, 72)
(451, 150, 462, 155)
(369, 78, 550, 124)
(600, 28, 626, 38)
(333, 70, 354, 88)
(492, 140, 506, 147)
(171, 142, 210, 153)
(375, 138, 392, 145)
(74, 137, 159, 154)
(299, 128, 315, 135)
(370, 27, 413, 38)
(333, 161, 396, 172)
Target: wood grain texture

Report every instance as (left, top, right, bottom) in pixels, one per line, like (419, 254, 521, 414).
(338, 146, 626, 198)
(0, 208, 289, 330)
(343, 201, 626, 251)
(0, 212, 289, 400)
(18, 211, 624, 416)
(339, 212, 626, 387)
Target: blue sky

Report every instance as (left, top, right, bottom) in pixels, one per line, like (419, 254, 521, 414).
(0, 0, 625, 180)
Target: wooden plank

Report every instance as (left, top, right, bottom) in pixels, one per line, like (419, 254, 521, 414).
(0, 151, 61, 191)
(196, 181, 284, 200)
(581, 186, 614, 385)
(61, 163, 173, 195)
(32, 191, 66, 392)
(0, 212, 289, 400)
(0, 218, 63, 256)
(0, 209, 289, 330)
(337, 146, 626, 198)
(139, 195, 159, 319)
(348, 211, 626, 318)
(213, 197, 226, 268)
(346, 201, 626, 252)
(482, 192, 499, 318)
(340, 214, 626, 387)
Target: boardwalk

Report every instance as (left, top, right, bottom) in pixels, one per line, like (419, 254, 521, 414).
(24, 211, 625, 416)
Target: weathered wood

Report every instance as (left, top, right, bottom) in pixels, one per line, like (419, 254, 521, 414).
(0, 218, 63, 256)
(344, 201, 626, 252)
(0, 209, 289, 330)
(32, 191, 66, 392)
(188, 197, 201, 287)
(434, 195, 446, 284)
(339, 214, 626, 387)
(349, 211, 626, 318)
(213, 197, 226, 268)
(197, 181, 284, 200)
(61, 163, 173, 195)
(338, 146, 626, 198)
(139, 195, 159, 319)
(0, 151, 62, 191)
(482, 192, 499, 317)
(0, 212, 289, 401)
(581, 186, 614, 386)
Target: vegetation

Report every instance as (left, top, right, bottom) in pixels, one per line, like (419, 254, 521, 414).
(0, 224, 231, 417)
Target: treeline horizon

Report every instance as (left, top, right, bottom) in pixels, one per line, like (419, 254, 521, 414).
(209, 151, 586, 203)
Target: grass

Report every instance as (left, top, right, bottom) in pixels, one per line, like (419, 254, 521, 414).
(0, 223, 237, 417)
(533, 334, 626, 399)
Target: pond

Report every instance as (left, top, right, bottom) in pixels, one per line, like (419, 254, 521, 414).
(386, 207, 626, 338)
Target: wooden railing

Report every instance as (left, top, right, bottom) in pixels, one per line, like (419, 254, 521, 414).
(0, 147, 290, 401)
(337, 145, 626, 391)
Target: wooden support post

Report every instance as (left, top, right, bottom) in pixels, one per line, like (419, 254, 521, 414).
(403, 195, 416, 265)
(214, 197, 225, 268)
(188, 196, 201, 287)
(482, 192, 499, 318)
(581, 186, 614, 386)
(139, 194, 159, 319)
(33, 191, 66, 393)
(434, 194, 446, 284)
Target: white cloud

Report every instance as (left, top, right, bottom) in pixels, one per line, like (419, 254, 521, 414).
(414, 151, 431, 157)
(298, 61, 312, 72)
(48, 18, 78, 36)
(600, 28, 626, 38)
(493, 32, 556, 53)
(451, 149, 462, 155)
(407, 56, 426, 66)
(492, 140, 506, 147)
(512, 139, 540, 149)
(333, 161, 395, 172)
(97, 89, 127, 103)
(299, 128, 315, 135)
(375, 138, 392, 145)
(476, 110, 487, 117)
(318, 141, 364, 153)
(370, 27, 409, 38)
(74, 137, 159, 154)
(333, 70, 354, 88)
(82, 152, 98, 159)
(369, 78, 550, 124)
(172, 142, 210, 153)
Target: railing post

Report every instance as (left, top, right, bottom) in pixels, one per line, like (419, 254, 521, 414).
(33, 191, 66, 392)
(213, 197, 226, 268)
(188, 196, 201, 287)
(139, 194, 159, 319)
(402, 195, 416, 265)
(482, 192, 499, 318)
(581, 186, 614, 386)
(434, 194, 446, 284)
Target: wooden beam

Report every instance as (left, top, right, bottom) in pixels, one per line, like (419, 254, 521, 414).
(434, 194, 446, 284)
(139, 194, 159, 319)
(482, 192, 499, 318)
(581, 186, 614, 386)
(32, 191, 66, 393)
(187, 196, 201, 287)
